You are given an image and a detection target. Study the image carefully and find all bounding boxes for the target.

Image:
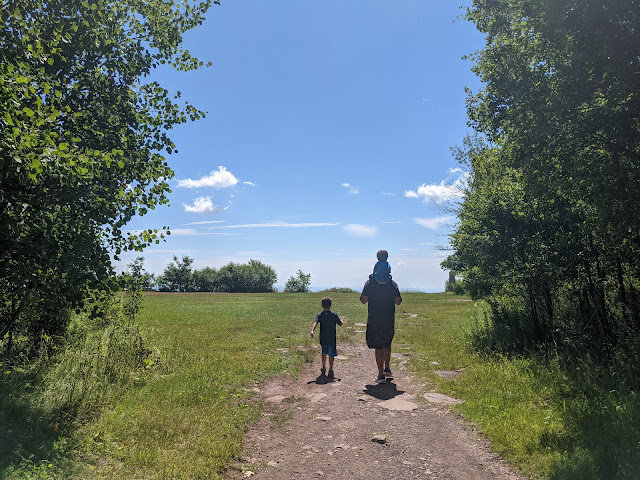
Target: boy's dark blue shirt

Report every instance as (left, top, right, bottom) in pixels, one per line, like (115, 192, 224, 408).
(314, 311, 343, 346)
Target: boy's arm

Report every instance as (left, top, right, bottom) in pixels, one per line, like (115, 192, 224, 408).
(311, 320, 317, 337)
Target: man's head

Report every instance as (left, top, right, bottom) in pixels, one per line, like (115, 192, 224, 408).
(321, 297, 332, 310)
(376, 249, 388, 262)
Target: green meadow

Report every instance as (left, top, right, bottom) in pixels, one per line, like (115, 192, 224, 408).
(2, 292, 639, 479)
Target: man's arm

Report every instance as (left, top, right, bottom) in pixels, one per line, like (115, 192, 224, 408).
(360, 294, 368, 304)
(394, 296, 402, 306)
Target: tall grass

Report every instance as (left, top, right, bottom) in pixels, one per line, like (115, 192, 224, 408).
(0, 293, 152, 480)
(395, 293, 640, 479)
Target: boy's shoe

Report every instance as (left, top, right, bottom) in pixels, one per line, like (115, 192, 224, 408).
(375, 374, 386, 384)
(328, 369, 334, 379)
(320, 367, 326, 376)
(383, 367, 393, 378)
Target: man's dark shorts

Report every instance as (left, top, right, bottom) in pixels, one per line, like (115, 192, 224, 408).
(366, 322, 394, 349)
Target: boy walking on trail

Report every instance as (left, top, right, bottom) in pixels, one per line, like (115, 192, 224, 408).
(310, 297, 344, 379)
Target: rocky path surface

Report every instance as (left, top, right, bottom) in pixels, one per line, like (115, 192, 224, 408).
(229, 338, 525, 480)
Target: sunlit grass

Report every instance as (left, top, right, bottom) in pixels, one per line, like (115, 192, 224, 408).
(4, 292, 638, 479)
(396, 293, 640, 480)
(72, 292, 360, 479)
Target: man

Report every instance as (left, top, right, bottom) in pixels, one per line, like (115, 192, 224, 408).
(360, 273, 402, 384)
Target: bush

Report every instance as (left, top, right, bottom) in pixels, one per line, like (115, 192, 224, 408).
(284, 270, 311, 293)
(216, 259, 277, 293)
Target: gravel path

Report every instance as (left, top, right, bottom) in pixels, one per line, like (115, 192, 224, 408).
(229, 339, 525, 480)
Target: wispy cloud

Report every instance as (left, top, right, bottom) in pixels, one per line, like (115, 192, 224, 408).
(413, 216, 453, 230)
(177, 166, 239, 189)
(186, 220, 225, 225)
(207, 222, 340, 229)
(343, 224, 377, 237)
(243, 181, 256, 187)
(183, 196, 229, 214)
(404, 171, 468, 203)
(169, 229, 239, 236)
(342, 183, 360, 195)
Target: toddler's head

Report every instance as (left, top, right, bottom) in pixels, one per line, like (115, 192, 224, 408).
(376, 249, 389, 262)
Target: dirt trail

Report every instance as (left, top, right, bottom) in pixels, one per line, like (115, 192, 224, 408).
(229, 339, 525, 480)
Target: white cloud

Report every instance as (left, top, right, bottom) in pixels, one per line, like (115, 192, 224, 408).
(208, 222, 340, 229)
(343, 224, 377, 237)
(413, 216, 453, 230)
(183, 196, 228, 214)
(404, 190, 419, 198)
(341, 183, 360, 195)
(177, 166, 239, 189)
(243, 181, 256, 187)
(405, 171, 468, 204)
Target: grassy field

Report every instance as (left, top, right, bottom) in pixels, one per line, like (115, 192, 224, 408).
(71, 292, 362, 479)
(2, 292, 639, 479)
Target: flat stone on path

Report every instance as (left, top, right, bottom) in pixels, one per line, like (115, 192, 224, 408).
(306, 393, 327, 403)
(424, 392, 463, 405)
(371, 434, 388, 444)
(378, 397, 419, 411)
(334, 355, 349, 360)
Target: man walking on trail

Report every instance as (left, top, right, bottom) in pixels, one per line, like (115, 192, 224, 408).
(360, 269, 402, 384)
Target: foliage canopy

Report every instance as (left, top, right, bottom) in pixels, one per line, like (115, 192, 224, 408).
(445, 0, 640, 355)
(1, 0, 214, 348)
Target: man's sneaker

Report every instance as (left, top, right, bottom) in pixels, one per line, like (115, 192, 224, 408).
(383, 367, 393, 378)
(375, 374, 386, 384)
(320, 367, 326, 376)
(328, 369, 335, 379)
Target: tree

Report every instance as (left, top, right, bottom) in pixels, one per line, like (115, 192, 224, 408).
(216, 260, 277, 293)
(445, 0, 640, 353)
(284, 270, 311, 293)
(123, 256, 156, 292)
(1, 0, 214, 348)
(158, 256, 194, 293)
(192, 267, 218, 292)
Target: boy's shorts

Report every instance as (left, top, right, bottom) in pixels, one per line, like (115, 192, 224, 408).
(321, 345, 338, 357)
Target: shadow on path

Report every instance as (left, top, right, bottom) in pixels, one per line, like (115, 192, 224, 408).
(362, 382, 405, 400)
(307, 374, 341, 385)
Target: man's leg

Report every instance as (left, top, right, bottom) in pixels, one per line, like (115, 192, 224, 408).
(374, 348, 385, 376)
(383, 346, 391, 370)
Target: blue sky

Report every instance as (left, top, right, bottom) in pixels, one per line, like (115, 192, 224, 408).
(118, 0, 485, 292)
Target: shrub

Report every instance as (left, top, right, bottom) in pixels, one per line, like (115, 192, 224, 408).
(284, 270, 311, 293)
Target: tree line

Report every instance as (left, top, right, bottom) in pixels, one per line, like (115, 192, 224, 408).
(444, 0, 640, 360)
(123, 256, 311, 293)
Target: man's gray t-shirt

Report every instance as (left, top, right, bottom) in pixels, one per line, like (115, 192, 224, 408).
(361, 278, 401, 349)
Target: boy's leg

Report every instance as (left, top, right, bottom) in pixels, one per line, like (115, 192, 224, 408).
(321, 353, 327, 369)
(328, 355, 334, 370)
